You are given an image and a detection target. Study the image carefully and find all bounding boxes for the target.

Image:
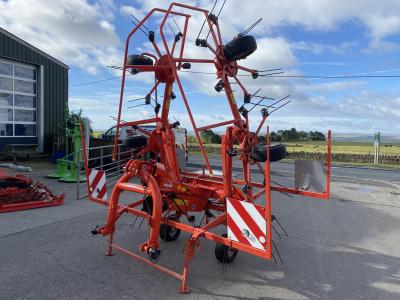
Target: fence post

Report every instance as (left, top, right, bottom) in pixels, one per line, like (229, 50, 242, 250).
(77, 148, 81, 200)
(118, 145, 121, 174)
(100, 147, 104, 170)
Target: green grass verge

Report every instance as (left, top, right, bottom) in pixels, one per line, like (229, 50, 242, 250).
(190, 141, 400, 155)
(285, 141, 400, 155)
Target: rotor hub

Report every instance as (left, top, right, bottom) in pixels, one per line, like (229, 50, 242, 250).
(215, 46, 238, 78)
(155, 54, 175, 83)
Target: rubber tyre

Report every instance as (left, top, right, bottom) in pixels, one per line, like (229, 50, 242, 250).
(215, 234, 238, 263)
(124, 135, 148, 148)
(142, 196, 168, 216)
(159, 223, 181, 241)
(223, 35, 257, 61)
(127, 54, 153, 66)
(251, 143, 286, 162)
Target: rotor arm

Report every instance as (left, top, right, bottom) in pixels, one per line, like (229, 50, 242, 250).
(232, 75, 251, 103)
(237, 65, 259, 78)
(173, 58, 215, 64)
(146, 80, 161, 98)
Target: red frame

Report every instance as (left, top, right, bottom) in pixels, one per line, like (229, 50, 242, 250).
(0, 198, 64, 213)
(81, 2, 332, 293)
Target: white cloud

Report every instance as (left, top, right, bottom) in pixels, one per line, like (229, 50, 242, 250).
(295, 80, 367, 92)
(119, 5, 145, 19)
(217, 0, 400, 50)
(0, 0, 121, 74)
(291, 41, 358, 55)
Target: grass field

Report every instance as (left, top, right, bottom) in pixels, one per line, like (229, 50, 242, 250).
(91, 128, 399, 156)
(92, 130, 103, 138)
(189, 141, 400, 155)
(285, 141, 400, 155)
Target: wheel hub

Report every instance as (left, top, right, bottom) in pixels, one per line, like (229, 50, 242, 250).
(215, 46, 238, 78)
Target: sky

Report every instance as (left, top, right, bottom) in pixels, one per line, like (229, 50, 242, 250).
(1, 0, 400, 135)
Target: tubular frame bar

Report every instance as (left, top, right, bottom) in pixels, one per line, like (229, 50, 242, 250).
(111, 244, 183, 280)
(197, 119, 235, 131)
(265, 126, 272, 259)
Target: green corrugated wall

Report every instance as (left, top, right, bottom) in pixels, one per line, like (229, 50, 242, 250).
(0, 30, 68, 153)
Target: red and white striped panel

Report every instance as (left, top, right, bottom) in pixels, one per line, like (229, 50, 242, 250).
(227, 199, 267, 250)
(88, 169, 107, 200)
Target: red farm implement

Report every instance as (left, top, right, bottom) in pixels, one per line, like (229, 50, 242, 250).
(0, 170, 64, 213)
(81, 2, 331, 293)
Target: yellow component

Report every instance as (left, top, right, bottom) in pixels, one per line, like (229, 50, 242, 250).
(174, 198, 188, 206)
(177, 184, 187, 192)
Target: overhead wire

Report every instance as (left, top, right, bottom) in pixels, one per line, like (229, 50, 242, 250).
(261, 74, 400, 79)
(70, 70, 400, 87)
(179, 70, 400, 79)
(70, 75, 124, 87)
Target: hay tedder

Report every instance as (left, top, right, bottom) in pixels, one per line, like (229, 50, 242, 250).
(81, 2, 331, 293)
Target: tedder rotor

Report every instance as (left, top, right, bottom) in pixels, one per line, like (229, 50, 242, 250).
(81, 2, 332, 293)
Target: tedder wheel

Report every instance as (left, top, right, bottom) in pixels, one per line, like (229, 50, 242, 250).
(215, 234, 238, 263)
(223, 35, 257, 61)
(127, 54, 154, 66)
(159, 223, 181, 241)
(251, 143, 286, 162)
(142, 196, 168, 216)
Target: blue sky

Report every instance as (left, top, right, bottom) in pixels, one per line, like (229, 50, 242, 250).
(1, 0, 399, 134)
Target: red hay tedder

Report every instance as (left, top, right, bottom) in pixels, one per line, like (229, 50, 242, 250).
(81, 2, 331, 293)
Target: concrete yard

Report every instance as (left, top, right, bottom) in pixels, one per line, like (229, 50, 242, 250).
(1, 156, 400, 299)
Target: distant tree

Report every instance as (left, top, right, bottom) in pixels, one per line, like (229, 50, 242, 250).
(200, 129, 222, 144)
(288, 127, 297, 140)
(266, 128, 324, 141)
(192, 128, 325, 144)
(309, 131, 326, 141)
(298, 131, 308, 140)
(270, 131, 282, 142)
(188, 135, 197, 143)
(258, 135, 266, 143)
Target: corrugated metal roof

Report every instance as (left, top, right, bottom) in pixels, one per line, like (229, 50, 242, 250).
(0, 27, 69, 69)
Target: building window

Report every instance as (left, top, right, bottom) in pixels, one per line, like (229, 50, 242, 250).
(0, 60, 37, 137)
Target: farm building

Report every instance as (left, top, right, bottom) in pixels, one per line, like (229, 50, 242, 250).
(0, 27, 68, 154)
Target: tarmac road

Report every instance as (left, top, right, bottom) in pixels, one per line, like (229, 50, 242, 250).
(188, 153, 400, 183)
(0, 159, 399, 299)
